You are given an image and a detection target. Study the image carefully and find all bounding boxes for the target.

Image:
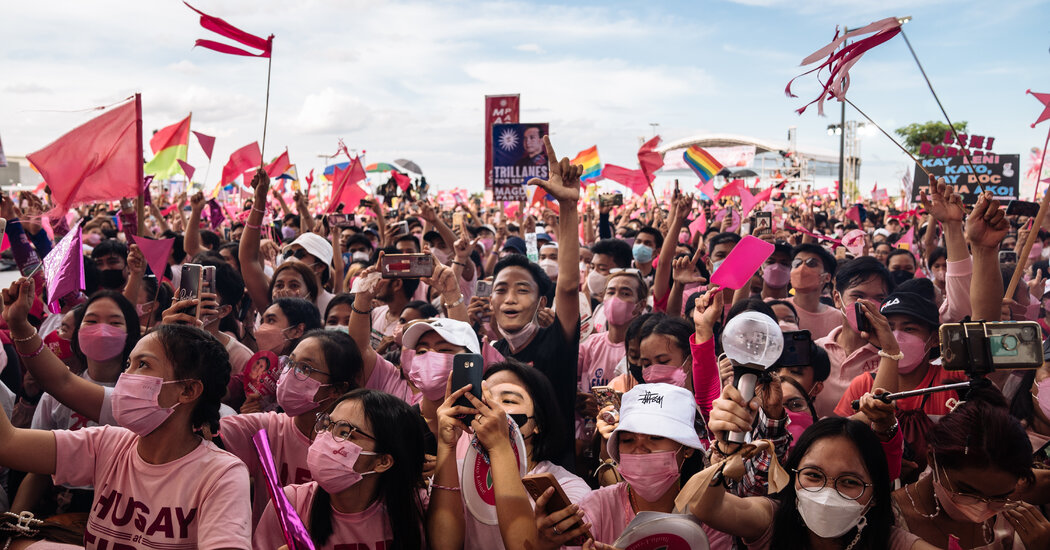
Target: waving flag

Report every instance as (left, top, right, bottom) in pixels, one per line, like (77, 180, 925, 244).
(684, 145, 724, 183)
(221, 142, 262, 186)
(144, 114, 191, 179)
(601, 164, 650, 196)
(637, 136, 663, 183)
(264, 150, 292, 179)
(193, 131, 215, 160)
(571, 146, 602, 183)
(184, 2, 273, 58)
(326, 156, 367, 213)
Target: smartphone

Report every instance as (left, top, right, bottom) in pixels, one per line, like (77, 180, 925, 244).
(599, 193, 623, 207)
(392, 221, 409, 236)
(474, 278, 494, 298)
(1007, 200, 1040, 218)
(852, 302, 872, 334)
(521, 474, 588, 545)
(223, 226, 231, 242)
(940, 321, 1043, 372)
(753, 211, 773, 237)
(777, 331, 813, 367)
(381, 254, 435, 279)
(451, 353, 485, 410)
(452, 212, 466, 228)
(999, 250, 1018, 264)
(590, 386, 621, 411)
(178, 264, 203, 321)
(327, 213, 352, 229)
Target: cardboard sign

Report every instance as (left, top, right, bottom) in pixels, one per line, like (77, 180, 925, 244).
(491, 123, 549, 202)
(911, 154, 1019, 204)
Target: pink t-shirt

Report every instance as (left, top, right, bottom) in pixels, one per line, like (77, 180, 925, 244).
(52, 425, 251, 550)
(577, 332, 624, 393)
(366, 354, 422, 405)
(254, 481, 397, 550)
(369, 305, 399, 349)
(789, 296, 842, 341)
(577, 482, 728, 548)
(219, 411, 313, 527)
(223, 331, 255, 377)
(814, 326, 881, 418)
(939, 257, 972, 323)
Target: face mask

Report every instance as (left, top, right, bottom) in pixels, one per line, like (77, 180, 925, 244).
(786, 410, 814, 447)
(403, 350, 456, 401)
(587, 270, 608, 298)
(135, 302, 155, 317)
(480, 238, 495, 254)
(78, 323, 127, 362)
(632, 243, 654, 264)
(325, 325, 349, 335)
(281, 226, 298, 241)
(618, 448, 682, 502)
(893, 330, 929, 374)
(796, 487, 869, 538)
(276, 366, 329, 416)
(711, 260, 724, 275)
(255, 324, 290, 354)
(539, 259, 559, 279)
(933, 459, 1004, 523)
(642, 363, 688, 387)
(679, 232, 691, 245)
(763, 263, 791, 288)
(604, 296, 635, 326)
(432, 247, 451, 265)
(791, 269, 823, 291)
(351, 251, 371, 262)
(889, 270, 914, 285)
(98, 269, 126, 290)
(498, 304, 540, 354)
(779, 321, 801, 332)
(932, 269, 946, 284)
(1035, 378, 1050, 421)
(306, 432, 378, 493)
(111, 373, 185, 437)
(84, 233, 103, 246)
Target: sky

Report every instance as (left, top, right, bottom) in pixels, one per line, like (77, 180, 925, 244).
(2, 0, 1049, 197)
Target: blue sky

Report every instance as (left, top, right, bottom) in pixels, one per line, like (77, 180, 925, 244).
(2, 0, 1048, 196)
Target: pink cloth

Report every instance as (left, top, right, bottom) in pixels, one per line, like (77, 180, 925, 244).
(53, 425, 251, 549)
(366, 353, 423, 405)
(369, 305, 399, 349)
(219, 411, 313, 527)
(223, 332, 255, 377)
(689, 334, 722, 424)
(788, 297, 841, 341)
(938, 257, 972, 323)
(254, 481, 396, 550)
(881, 428, 904, 482)
(813, 326, 881, 418)
(578, 482, 729, 548)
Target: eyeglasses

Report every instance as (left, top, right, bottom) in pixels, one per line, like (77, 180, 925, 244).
(509, 413, 533, 427)
(313, 413, 375, 442)
(793, 466, 872, 501)
(791, 257, 823, 270)
(784, 397, 810, 413)
(936, 464, 1011, 506)
(284, 359, 330, 381)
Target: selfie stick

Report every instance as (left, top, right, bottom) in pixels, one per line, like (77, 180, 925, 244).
(849, 380, 974, 411)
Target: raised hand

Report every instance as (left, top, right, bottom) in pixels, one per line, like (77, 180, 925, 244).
(855, 299, 899, 354)
(527, 136, 582, 204)
(693, 288, 723, 342)
(673, 249, 707, 286)
(127, 244, 146, 276)
(919, 175, 964, 224)
(189, 191, 206, 213)
(965, 192, 1009, 249)
(0, 278, 35, 331)
(250, 168, 270, 202)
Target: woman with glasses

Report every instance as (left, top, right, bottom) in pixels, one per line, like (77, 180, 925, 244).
(691, 413, 939, 550)
(254, 388, 426, 550)
(219, 328, 362, 527)
(893, 392, 1050, 549)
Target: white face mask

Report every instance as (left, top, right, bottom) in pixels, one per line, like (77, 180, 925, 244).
(587, 270, 608, 298)
(796, 487, 870, 539)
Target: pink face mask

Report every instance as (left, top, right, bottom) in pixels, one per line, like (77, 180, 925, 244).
(307, 432, 377, 493)
(255, 324, 290, 354)
(786, 410, 814, 447)
(78, 323, 127, 362)
(403, 350, 455, 401)
(276, 367, 329, 416)
(642, 363, 687, 387)
(763, 263, 791, 288)
(604, 296, 635, 326)
(618, 448, 682, 502)
(932, 457, 1005, 524)
(893, 330, 929, 374)
(111, 373, 184, 436)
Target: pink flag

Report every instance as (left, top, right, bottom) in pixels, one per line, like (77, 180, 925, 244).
(727, 209, 741, 233)
(326, 157, 367, 213)
(688, 209, 707, 236)
(26, 98, 139, 212)
(265, 150, 291, 179)
(505, 202, 520, 219)
(898, 225, 915, 248)
(177, 159, 195, 182)
(184, 2, 273, 58)
(392, 171, 412, 191)
(637, 135, 664, 183)
(601, 164, 650, 196)
(739, 188, 759, 217)
(697, 179, 718, 201)
(128, 235, 174, 280)
(42, 225, 83, 313)
(193, 131, 215, 160)
(716, 179, 746, 202)
(221, 142, 262, 186)
(845, 204, 862, 225)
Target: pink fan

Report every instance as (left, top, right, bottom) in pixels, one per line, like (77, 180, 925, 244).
(710, 236, 774, 290)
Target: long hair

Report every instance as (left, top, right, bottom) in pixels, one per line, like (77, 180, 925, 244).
(308, 389, 426, 549)
(484, 359, 568, 464)
(930, 389, 1034, 485)
(298, 329, 363, 394)
(770, 417, 893, 550)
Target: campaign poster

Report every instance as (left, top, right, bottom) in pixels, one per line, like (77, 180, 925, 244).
(484, 95, 519, 189)
(911, 153, 1019, 204)
(491, 123, 549, 202)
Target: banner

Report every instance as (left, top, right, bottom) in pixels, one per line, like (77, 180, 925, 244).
(484, 95, 520, 189)
(491, 123, 549, 202)
(663, 145, 756, 171)
(911, 154, 1019, 204)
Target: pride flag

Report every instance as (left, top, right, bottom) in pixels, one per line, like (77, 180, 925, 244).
(683, 145, 723, 183)
(145, 114, 191, 180)
(572, 146, 602, 183)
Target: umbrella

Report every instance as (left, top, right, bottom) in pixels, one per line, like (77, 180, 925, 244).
(365, 162, 400, 173)
(724, 168, 759, 179)
(394, 158, 423, 174)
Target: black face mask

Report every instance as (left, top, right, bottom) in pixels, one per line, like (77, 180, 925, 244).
(98, 269, 126, 290)
(889, 270, 914, 286)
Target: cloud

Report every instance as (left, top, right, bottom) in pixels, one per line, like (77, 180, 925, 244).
(4, 83, 51, 94)
(294, 88, 372, 134)
(515, 43, 546, 54)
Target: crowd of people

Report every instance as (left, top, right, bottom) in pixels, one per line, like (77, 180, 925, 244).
(0, 134, 1047, 550)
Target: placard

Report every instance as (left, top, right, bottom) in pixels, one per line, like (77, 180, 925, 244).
(491, 123, 549, 202)
(911, 154, 1019, 204)
(484, 95, 520, 189)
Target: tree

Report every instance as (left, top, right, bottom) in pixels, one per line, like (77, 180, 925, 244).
(894, 120, 968, 157)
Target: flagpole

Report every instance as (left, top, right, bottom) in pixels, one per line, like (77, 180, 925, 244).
(261, 54, 272, 163)
(135, 93, 146, 236)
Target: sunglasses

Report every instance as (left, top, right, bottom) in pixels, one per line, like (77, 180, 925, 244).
(791, 257, 823, 270)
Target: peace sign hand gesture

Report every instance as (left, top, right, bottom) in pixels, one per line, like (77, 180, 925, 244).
(527, 136, 583, 205)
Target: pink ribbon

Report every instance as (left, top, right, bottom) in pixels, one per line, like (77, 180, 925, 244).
(251, 429, 315, 550)
(785, 225, 842, 246)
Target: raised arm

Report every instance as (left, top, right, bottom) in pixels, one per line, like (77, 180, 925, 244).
(965, 192, 1009, 320)
(427, 383, 475, 550)
(122, 244, 147, 308)
(654, 195, 691, 304)
(920, 176, 966, 262)
(239, 169, 274, 312)
(184, 192, 206, 258)
(349, 265, 381, 380)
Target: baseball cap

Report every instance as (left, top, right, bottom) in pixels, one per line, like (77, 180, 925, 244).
(879, 278, 938, 327)
(402, 318, 481, 354)
(284, 232, 333, 266)
(535, 232, 553, 244)
(480, 224, 497, 235)
(502, 236, 527, 255)
(608, 383, 705, 462)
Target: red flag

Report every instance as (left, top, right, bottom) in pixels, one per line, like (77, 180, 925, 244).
(149, 114, 191, 155)
(177, 159, 195, 181)
(716, 179, 746, 201)
(193, 131, 215, 160)
(845, 204, 862, 225)
(264, 149, 291, 178)
(392, 171, 411, 191)
(184, 2, 273, 58)
(637, 135, 664, 184)
(27, 98, 139, 212)
(326, 157, 367, 213)
(601, 164, 650, 196)
(221, 142, 262, 186)
(128, 235, 174, 280)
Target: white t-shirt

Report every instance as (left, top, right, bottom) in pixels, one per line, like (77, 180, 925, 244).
(33, 371, 117, 431)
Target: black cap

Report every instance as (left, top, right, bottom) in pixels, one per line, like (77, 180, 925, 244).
(879, 278, 938, 327)
(502, 236, 527, 255)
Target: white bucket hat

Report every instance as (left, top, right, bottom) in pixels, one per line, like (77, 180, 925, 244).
(608, 383, 704, 462)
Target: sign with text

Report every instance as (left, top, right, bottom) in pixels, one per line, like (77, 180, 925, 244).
(484, 95, 520, 189)
(491, 123, 549, 202)
(911, 154, 1019, 204)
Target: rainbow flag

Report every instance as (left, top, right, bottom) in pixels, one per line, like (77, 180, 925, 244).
(144, 114, 191, 180)
(572, 146, 602, 183)
(683, 145, 723, 183)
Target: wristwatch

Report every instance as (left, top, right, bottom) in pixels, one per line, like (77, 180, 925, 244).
(873, 419, 899, 439)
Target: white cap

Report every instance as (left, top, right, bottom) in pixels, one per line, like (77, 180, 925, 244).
(402, 318, 481, 354)
(284, 232, 333, 266)
(608, 383, 704, 462)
